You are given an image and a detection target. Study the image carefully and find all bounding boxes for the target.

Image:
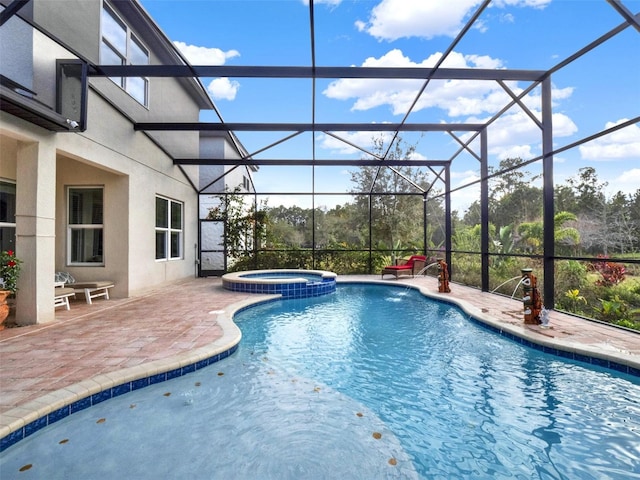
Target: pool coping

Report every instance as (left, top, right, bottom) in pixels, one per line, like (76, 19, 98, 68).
(1, 280, 638, 451)
(0, 294, 279, 452)
(363, 279, 640, 374)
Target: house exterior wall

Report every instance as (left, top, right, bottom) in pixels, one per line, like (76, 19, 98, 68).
(0, 0, 209, 325)
(198, 132, 256, 221)
(31, 0, 100, 63)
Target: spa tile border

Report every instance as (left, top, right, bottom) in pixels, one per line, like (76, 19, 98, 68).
(222, 269, 337, 298)
(0, 344, 239, 452)
(224, 279, 335, 297)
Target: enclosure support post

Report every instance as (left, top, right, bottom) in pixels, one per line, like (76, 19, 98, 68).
(541, 76, 555, 309)
(368, 195, 373, 274)
(423, 192, 428, 257)
(480, 128, 489, 292)
(444, 164, 453, 278)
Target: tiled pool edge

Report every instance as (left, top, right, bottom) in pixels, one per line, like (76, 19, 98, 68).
(346, 280, 640, 377)
(0, 294, 279, 453)
(222, 269, 337, 298)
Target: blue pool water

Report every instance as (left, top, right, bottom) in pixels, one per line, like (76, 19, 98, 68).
(1, 284, 639, 479)
(243, 272, 324, 281)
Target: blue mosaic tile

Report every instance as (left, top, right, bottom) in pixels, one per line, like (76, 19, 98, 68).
(182, 363, 196, 374)
(70, 397, 92, 414)
(610, 362, 628, 374)
(91, 389, 112, 405)
(224, 276, 335, 298)
(48, 406, 70, 424)
(195, 359, 208, 370)
(166, 368, 182, 379)
(132, 378, 150, 390)
(148, 373, 167, 385)
(0, 428, 24, 452)
(629, 366, 640, 377)
(24, 416, 47, 437)
(557, 349, 574, 360)
(574, 353, 592, 364)
(113, 383, 132, 397)
(591, 357, 609, 368)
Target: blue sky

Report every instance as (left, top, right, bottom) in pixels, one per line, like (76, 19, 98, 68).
(139, 0, 640, 213)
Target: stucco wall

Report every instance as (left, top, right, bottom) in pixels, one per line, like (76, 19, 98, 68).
(1, 90, 199, 314)
(53, 91, 199, 296)
(0, 136, 18, 180)
(0, 0, 211, 323)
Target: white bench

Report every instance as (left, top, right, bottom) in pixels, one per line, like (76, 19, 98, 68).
(72, 281, 115, 305)
(54, 285, 76, 310)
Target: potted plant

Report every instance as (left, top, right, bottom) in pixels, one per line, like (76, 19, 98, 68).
(0, 250, 22, 327)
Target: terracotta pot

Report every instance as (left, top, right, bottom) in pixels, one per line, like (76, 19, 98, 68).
(0, 290, 10, 329)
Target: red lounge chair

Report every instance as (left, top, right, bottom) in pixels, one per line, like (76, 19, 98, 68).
(381, 255, 427, 279)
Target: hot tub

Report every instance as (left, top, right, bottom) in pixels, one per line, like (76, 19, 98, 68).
(221, 269, 337, 298)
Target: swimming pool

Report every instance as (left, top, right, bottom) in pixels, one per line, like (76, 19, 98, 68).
(1, 284, 638, 479)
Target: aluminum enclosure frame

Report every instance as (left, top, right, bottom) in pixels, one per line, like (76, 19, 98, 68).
(2, 0, 639, 310)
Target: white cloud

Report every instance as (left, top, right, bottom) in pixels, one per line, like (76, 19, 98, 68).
(356, 0, 551, 41)
(579, 120, 640, 160)
(450, 170, 480, 213)
(323, 50, 511, 115)
(323, 49, 579, 163)
(456, 108, 577, 161)
(408, 150, 427, 160)
(173, 41, 241, 101)
(615, 168, 640, 191)
(206, 78, 240, 101)
(317, 130, 395, 155)
(491, 0, 551, 8)
(173, 41, 239, 65)
(356, 0, 483, 41)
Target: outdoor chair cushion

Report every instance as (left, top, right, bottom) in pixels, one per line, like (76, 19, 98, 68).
(55, 272, 114, 305)
(381, 255, 427, 279)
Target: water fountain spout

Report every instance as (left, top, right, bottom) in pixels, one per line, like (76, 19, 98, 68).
(489, 275, 522, 295)
(511, 277, 526, 300)
(415, 262, 439, 277)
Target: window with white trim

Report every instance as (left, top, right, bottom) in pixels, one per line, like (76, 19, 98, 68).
(101, 3, 149, 106)
(0, 180, 17, 252)
(156, 196, 183, 260)
(68, 187, 104, 265)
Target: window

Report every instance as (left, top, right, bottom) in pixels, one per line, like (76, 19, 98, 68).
(0, 181, 17, 252)
(68, 187, 104, 265)
(156, 196, 183, 260)
(101, 4, 149, 105)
